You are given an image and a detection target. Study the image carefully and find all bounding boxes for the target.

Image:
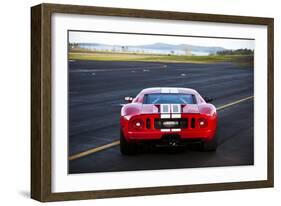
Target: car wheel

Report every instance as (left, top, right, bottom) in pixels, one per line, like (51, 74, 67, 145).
(120, 131, 137, 155)
(201, 136, 217, 152)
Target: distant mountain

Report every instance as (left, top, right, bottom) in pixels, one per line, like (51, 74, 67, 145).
(139, 43, 178, 50)
(71, 42, 226, 55)
(139, 43, 225, 53)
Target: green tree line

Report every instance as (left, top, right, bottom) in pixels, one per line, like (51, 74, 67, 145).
(216, 49, 254, 55)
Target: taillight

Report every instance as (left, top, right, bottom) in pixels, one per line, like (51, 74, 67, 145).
(130, 118, 144, 130)
(198, 118, 208, 128)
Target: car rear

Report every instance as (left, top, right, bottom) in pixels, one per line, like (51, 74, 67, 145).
(123, 112, 215, 137)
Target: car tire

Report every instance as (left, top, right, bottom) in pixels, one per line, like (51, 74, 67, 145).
(201, 136, 217, 152)
(120, 131, 137, 155)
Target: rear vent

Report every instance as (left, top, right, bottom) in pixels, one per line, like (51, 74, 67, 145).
(146, 118, 151, 129)
(191, 118, 196, 128)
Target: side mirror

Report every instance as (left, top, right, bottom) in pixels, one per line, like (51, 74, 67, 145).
(124, 96, 133, 103)
(203, 96, 213, 103)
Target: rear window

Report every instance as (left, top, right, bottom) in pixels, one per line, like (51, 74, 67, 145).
(143, 93, 196, 104)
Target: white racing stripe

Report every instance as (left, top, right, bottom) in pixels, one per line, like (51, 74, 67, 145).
(161, 88, 170, 93)
(171, 104, 181, 113)
(161, 114, 170, 119)
(160, 104, 171, 119)
(171, 114, 181, 118)
(159, 91, 182, 132)
(171, 104, 181, 119)
(170, 88, 179, 93)
(160, 103, 182, 132)
(160, 104, 170, 113)
(171, 128, 181, 132)
(160, 88, 179, 93)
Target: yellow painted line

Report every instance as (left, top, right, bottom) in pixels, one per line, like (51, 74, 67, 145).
(69, 95, 254, 161)
(217, 96, 253, 111)
(69, 141, 120, 161)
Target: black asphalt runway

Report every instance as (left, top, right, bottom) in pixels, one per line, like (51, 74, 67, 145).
(68, 60, 254, 174)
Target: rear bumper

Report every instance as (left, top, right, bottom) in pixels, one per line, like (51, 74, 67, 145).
(123, 129, 216, 142)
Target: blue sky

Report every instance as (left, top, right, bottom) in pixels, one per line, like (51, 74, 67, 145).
(69, 31, 255, 50)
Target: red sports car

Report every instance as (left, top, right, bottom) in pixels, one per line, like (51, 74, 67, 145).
(120, 87, 218, 154)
